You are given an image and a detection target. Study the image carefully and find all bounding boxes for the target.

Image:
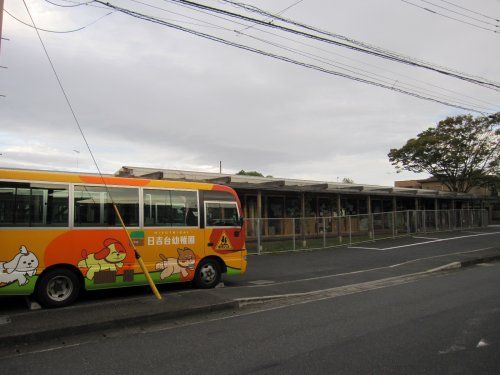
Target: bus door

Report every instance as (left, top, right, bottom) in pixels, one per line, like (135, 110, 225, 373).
(203, 200, 243, 261)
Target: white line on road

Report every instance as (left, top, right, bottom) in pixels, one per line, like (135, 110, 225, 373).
(413, 236, 439, 240)
(477, 339, 489, 348)
(243, 247, 493, 288)
(348, 246, 380, 250)
(377, 232, 500, 251)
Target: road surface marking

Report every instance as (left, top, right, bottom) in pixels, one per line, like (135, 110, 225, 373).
(439, 345, 466, 354)
(348, 246, 380, 250)
(249, 280, 275, 285)
(477, 339, 489, 348)
(0, 316, 11, 325)
(413, 236, 439, 240)
(377, 232, 499, 251)
(242, 247, 494, 288)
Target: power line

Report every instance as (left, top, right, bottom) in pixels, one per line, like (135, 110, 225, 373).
(43, 0, 110, 10)
(238, 0, 304, 32)
(416, 0, 499, 27)
(434, 0, 499, 23)
(239, 29, 495, 112)
(124, 0, 228, 30)
(94, 0, 490, 114)
(400, 0, 499, 34)
(4, 7, 114, 33)
(146, 0, 499, 111)
(219, 0, 500, 89)
(179, 0, 500, 90)
(23, 0, 163, 300)
(20, 0, 107, 182)
(154, 0, 499, 111)
(44, 0, 95, 7)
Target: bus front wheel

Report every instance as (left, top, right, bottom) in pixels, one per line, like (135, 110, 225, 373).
(194, 259, 221, 289)
(35, 268, 81, 308)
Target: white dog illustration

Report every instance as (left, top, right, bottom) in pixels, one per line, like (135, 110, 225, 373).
(0, 246, 39, 287)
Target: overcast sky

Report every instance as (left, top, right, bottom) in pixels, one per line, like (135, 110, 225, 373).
(1, 0, 499, 186)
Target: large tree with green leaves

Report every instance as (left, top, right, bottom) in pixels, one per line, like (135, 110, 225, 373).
(388, 113, 499, 193)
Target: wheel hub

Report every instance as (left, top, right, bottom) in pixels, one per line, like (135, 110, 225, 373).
(46, 276, 73, 302)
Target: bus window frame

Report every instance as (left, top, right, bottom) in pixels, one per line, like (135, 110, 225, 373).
(73, 183, 141, 229)
(0, 179, 204, 230)
(0, 178, 71, 230)
(142, 187, 200, 229)
(204, 200, 241, 228)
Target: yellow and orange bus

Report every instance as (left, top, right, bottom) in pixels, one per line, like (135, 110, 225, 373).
(0, 168, 247, 307)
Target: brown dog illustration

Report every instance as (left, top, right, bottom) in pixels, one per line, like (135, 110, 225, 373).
(155, 247, 196, 280)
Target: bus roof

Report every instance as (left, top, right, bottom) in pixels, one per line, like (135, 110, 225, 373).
(0, 167, 226, 192)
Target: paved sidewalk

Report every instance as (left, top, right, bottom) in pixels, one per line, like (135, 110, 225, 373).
(0, 229, 499, 347)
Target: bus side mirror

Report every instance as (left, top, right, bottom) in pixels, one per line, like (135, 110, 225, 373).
(239, 217, 245, 228)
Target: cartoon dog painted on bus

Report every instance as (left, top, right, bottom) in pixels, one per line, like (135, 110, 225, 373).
(0, 245, 39, 287)
(78, 238, 127, 281)
(155, 247, 196, 280)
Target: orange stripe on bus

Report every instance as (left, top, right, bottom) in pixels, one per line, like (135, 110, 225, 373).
(79, 175, 150, 186)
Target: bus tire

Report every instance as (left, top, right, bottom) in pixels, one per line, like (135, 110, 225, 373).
(194, 258, 221, 289)
(35, 268, 81, 308)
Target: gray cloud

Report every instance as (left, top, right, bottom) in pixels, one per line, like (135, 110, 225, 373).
(1, 0, 499, 186)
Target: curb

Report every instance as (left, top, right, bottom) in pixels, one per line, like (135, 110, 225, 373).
(0, 300, 238, 349)
(236, 254, 500, 307)
(427, 254, 500, 273)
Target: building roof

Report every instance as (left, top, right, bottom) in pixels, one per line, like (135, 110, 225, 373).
(117, 166, 476, 199)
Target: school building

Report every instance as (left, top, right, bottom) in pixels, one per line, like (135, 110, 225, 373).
(117, 166, 497, 228)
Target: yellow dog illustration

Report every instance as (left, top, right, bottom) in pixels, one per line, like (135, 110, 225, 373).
(78, 238, 127, 281)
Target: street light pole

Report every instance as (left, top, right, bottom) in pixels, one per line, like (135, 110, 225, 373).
(73, 150, 80, 169)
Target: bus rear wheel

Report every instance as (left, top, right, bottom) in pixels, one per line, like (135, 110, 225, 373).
(35, 268, 81, 308)
(194, 259, 221, 289)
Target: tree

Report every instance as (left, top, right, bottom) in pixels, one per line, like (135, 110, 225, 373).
(388, 113, 499, 193)
(237, 170, 265, 177)
(342, 177, 354, 184)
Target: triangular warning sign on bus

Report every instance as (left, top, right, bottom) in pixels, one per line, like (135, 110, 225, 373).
(216, 232, 233, 250)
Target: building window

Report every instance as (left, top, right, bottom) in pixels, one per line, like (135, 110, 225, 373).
(285, 196, 300, 218)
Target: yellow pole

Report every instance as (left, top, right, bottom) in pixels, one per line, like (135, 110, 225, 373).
(113, 204, 162, 300)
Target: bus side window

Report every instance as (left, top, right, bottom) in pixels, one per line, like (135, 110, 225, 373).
(205, 202, 239, 227)
(143, 189, 198, 227)
(0, 182, 69, 227)
(74, 185, 139, 227)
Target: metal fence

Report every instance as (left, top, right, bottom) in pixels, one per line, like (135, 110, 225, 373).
(244, 209, 488, 254)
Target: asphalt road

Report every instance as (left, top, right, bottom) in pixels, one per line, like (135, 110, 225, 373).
(1, 228, 499, 313)
(1, 261, 498, 374)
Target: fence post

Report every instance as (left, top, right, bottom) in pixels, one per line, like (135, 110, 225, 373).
(292, 218, 296, 251)
(414, 210, 418, 234)
(406, 210, 410, 235)
(322, 217, 326, 248)
(392, 211, 396, 238)
(371, 213, 375, 242)
(422, 210, 426, 233)
(460, 209, 463, 231)
(448, 210, 451, 231)
(348, 215, 352, 246)
(435, 210, 439, 232)
(257, 218, 261, 255)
